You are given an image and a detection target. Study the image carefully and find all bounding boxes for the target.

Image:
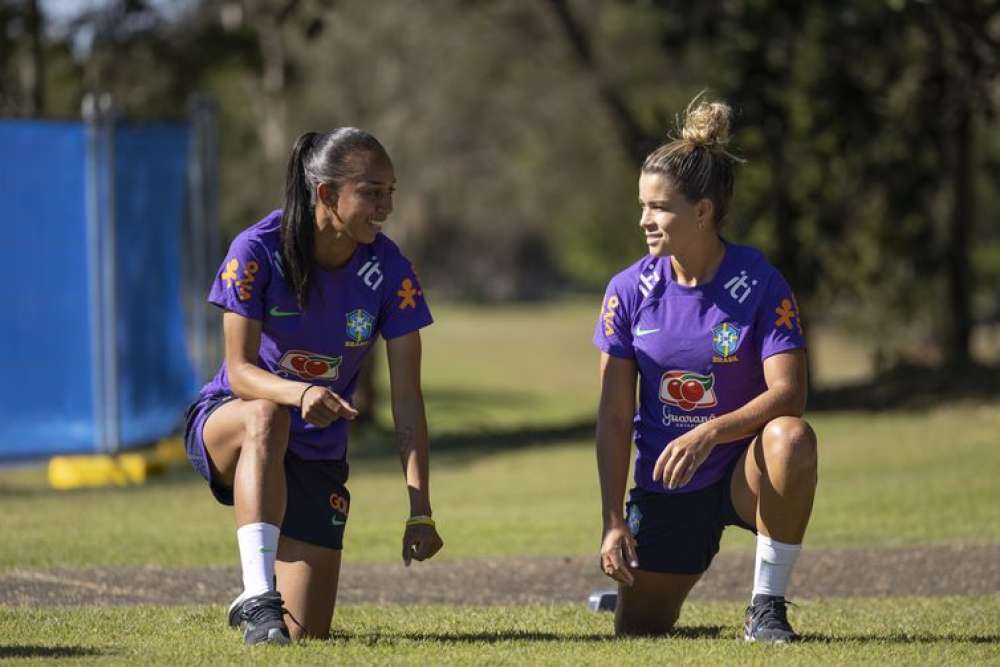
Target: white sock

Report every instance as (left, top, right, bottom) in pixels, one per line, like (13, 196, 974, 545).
(237, 522, 280, 597)
(752, 534, 801, 599)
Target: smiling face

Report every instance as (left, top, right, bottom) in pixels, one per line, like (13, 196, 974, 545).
(319, 150, 396, 245)
(637, 171, 713, 257)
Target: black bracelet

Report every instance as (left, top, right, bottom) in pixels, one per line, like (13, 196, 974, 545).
(299, 384, 316, 411)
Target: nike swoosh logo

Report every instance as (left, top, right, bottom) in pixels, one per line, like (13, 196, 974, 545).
(269, 306, 300, 317)
(331, 517, 346, 527)
(634, 327, 660, 336)
(258, 547, 274, 553)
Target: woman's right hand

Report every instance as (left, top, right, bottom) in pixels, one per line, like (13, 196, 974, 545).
(300, 385, 359, 427)
(600, 520, 639, 586)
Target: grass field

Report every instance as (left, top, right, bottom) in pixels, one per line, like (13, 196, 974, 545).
(2, 599, 998, 665)
(1, 299, 998, 664)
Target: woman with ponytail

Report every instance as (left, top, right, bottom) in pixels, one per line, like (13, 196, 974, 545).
(184, 128, 443, 645)
(593, 95, 817, 642)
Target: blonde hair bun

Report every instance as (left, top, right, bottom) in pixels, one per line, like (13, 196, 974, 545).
(681, 98, 732, 148)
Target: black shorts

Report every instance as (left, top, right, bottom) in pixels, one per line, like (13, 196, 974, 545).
(625, 456, 755, 575)
(184, 393, 351, 550)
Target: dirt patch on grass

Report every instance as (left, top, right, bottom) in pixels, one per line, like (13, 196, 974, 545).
(2, 544, 997, 608)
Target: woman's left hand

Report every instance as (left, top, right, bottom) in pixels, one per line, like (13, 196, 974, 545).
(653, 423, 718, 490)
(402, 523, 444, 566)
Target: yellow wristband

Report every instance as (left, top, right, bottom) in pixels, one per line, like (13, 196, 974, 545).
(406, 515, 435, 528)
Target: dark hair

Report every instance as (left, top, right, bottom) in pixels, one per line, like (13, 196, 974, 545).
(642, 95, 742, 227)
(281, 128, 388, 309)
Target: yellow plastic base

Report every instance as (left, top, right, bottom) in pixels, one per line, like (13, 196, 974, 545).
(47, 436, 185, 490)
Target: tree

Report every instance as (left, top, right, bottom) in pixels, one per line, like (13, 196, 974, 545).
(545, 0, 999, 368)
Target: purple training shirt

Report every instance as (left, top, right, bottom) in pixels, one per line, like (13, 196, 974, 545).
(199, 210, 432, 461)
(594, 242, 806, 494)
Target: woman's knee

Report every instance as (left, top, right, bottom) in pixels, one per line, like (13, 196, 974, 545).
(762, 416, 817, 476)
(615, 607, 680, 637)
(614, 597, 682, 637)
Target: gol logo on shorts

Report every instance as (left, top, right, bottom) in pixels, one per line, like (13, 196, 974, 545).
(329, 493, 349, 514)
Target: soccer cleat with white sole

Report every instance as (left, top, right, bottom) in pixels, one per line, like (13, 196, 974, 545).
(744, 594, 799, 643)
(227, 590, 291, 645)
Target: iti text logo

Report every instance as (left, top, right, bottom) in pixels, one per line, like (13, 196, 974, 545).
(357, 258, 384, 290)
(659, 370, 718, 411)
(638, 263, 660, 297)
(723, 269, 758, 304)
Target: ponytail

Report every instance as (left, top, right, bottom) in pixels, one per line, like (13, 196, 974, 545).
(280, 127, 389, 309)
(281, 131, 319, 310)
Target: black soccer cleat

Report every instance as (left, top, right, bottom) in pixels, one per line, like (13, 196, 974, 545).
(227, 591, 247, 629)
(744, 594, 799, 643)
(227, 590, 291, 645)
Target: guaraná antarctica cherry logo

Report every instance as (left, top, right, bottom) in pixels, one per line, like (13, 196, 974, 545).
(278, 350, 343, 380)
(659, 370, 718, 411)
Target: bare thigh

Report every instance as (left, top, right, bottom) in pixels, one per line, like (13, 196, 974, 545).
(276, 535, 342, 641)
(201, 398, 289, 487)
(615, 569, 702, 636)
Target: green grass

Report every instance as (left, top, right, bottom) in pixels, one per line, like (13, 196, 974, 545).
(1, 300, 998, 665)
(1, 598, 997, 665)
(1, 300, 998, 568)
(1, 403, 998, 568)
(385, 300, 605, 433)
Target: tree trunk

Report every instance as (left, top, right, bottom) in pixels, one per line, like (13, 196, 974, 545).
(544, 0, 651, 164)
(24, 0, 45, 117)
(947, 97, 973, 365)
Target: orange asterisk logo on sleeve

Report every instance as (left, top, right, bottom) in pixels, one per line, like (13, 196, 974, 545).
(775, 298, 801, 333)
(397, 278, 422, 310)
(221, 258, 239, 287)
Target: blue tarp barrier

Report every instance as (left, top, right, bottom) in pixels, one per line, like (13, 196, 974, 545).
(0, 119, 197, 460)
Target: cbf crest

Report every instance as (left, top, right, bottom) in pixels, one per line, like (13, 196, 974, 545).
(711, 322, 741, 363)
(346, 309, 375, 347)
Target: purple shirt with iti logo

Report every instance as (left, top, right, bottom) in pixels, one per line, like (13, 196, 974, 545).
(200, 210, 432, 460)
(593, 242, 806, 494)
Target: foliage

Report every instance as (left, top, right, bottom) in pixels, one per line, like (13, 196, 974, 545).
(1, 0, 997, 357)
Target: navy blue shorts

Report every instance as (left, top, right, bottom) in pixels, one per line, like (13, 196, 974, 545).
(625, 455, 755, 575)
(184, 393, 351, 550)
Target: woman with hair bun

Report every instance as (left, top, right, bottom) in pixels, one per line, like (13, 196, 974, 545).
(594, 95, 816, 642)
(184, 128, 443, 645)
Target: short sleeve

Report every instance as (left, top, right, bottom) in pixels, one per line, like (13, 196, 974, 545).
(754, 271, 806, 361)
(208, 235, 271, 321)
(593, 279, 635, 359)
(380, 256, 433, 340)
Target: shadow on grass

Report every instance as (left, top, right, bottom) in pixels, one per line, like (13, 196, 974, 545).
(798, 632, 1000, 644)
(0, 645, 107, 658)
(810, 361, 999, 411)
(350, 417, 596, 463)
(328, 625, 727, 643)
